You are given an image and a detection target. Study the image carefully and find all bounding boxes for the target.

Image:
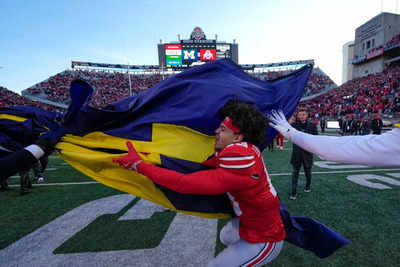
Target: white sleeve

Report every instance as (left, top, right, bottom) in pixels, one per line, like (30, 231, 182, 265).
(24, 144, 45, 160)
(291, 128, 400, 167)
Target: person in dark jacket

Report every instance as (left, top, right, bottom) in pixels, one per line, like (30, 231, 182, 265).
(319, 115, 327, 133)
(371, 114, 383, 135)
(289, 109, 318, 200)
(341, 115, 353, 136)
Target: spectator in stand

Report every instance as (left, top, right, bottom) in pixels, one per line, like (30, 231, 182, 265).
(361, 116, 371, 135)
(371, 114, 383, 135)
(341, 115, 353, 136)
(393, 93, 400, 112)
(0, 86, 58, 111)
(252, 68, 336, 97)
(319, 115, 327, 133)
(355, 119, 362, 135)
(23, 70, 167, 108)
(299, 64, 400, 123)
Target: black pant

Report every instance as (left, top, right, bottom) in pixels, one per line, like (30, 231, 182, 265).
(291, 166, 312, 196)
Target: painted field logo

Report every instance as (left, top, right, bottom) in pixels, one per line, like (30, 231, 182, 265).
(0, 194, 217, 267)
(347, 173, 400, 189)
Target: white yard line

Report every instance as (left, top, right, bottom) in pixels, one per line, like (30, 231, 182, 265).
(7, 181, 99, 187)
(6, 168, 400, 187)
(269, 168, 400, 176)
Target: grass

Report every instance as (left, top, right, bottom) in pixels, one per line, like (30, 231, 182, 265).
(1, 140, 399, 266)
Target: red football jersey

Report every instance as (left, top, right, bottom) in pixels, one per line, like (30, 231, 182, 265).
(215, 142, 285, 243)
(137, 142, 286, 243)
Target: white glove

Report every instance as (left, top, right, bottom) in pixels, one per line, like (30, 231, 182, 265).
(268, 110, 297, 139)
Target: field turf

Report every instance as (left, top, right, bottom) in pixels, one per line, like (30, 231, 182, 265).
(0, 139, 399, 266)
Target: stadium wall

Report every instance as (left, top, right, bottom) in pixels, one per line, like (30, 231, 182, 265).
(342, 41, 354, 83)
(352, 12, 400, 79)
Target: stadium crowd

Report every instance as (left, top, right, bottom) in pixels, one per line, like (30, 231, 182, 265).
(4, 62, 400, 125)
(26, 70, 167, 108)
(352, 32, 400, 64)
(252, 68, 336, 97)
(384, 32, 400, 50)
(23, 67, 334, 108)
(300, 64, 400, 119)
(0, 86, 59, 111)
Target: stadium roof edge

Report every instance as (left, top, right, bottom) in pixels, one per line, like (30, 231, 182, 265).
(71, 59, 315, 71)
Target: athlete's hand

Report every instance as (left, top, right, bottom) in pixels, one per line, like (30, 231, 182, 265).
(268, 110, 297, 139)
(112, 141, 143, 171)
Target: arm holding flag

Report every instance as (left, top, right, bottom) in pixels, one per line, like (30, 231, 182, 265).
(113, 141, 248, 194)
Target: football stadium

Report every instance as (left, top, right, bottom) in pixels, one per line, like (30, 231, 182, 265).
(1, 12, 400, 267)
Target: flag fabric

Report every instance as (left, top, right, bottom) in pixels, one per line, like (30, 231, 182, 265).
(57, 59, 313, 218)
(57, 59, 349, 258)
(0, 106, 61, 152)
(280, 202, 351, 258)
(0, 59, 350, 257)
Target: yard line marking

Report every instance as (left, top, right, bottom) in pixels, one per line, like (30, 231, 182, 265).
(269, 168, 400, 176)
(8, 167, 71, 178)
(7, 181, 99, 187)
(6, 169, 400, 187)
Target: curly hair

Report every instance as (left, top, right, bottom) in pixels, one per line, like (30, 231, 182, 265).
(219, 100, 269, 146)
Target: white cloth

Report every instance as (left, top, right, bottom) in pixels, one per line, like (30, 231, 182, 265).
(291, 128, 400, 167)
(24, 145, 45, 160)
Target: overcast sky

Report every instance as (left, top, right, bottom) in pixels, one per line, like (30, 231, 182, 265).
(1, 0, 399, 94)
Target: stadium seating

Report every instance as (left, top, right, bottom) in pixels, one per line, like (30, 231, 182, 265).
(250, 67, 336, 97)
(15, 62, 400, 122)
(25, 70, 167, 108)
(298, 64, 400, 120)
(0, 86, 59, 111)
(384, 33, 400, 50)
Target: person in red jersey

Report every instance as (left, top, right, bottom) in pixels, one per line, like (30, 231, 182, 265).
(113, 100, 285, 266)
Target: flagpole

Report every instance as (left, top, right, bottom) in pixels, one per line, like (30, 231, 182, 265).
(127, 62, 132, 96)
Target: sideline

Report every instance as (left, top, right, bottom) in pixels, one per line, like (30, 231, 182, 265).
(6, 168, 400, 187)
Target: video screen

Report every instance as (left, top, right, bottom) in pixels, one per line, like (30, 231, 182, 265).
(165, 43, 220, 68)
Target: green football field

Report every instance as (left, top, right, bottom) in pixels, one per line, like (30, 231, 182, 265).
(0, 139, 399, 267)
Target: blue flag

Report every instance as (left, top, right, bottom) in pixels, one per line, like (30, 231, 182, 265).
(280, 202, 351, 258)
(58, 59, 312, 216)
(55, 59, 348, 257)
(0, 106, 61, 151)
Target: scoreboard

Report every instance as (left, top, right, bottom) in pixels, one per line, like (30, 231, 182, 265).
(158, 27, 238, 69)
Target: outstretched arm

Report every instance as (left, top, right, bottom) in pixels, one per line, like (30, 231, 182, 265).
(113, 142, 246, 194)
(269, 110, 400, 167)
